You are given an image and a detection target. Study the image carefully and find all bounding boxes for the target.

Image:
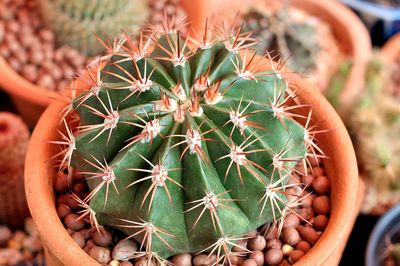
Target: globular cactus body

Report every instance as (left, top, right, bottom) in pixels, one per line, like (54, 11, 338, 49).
(38, 0, 149, 56)
(58, 21, 320, 261)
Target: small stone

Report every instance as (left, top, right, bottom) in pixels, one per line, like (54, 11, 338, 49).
(282, 227, 300, 246)
(314, 214, 329, 231)
(112, 239, 138, 261)
(295, 241, 311, 253)
(24, 217, 39, 237)
(0, 226, 12, 245)
(248, 235, 266, 251)
(36, 74, 55, 90)
(71, 232, 85, 248)
(301, 174, 314, 187)
(57, 204, 71, 219)
(109, 260, 120, 266)
(21, 64, 38, 82)
(312, 167, 324, 176)
(135, 258, 156, 266)
(265, 239, 282, 250)
(249, 250, 264, 266)
(54, 171, 70, 193)
(193, 254, 216, 266)
(299, 227, 320, 245)
(264, 248, 283, 266)
(289, 250, 305, 263)
(0, 248, 23, 265)
(313, 195, 330, 214)
(93, 227, 112, 247)
(241, 259, 257, 266)
(312, 175, 330, 195)
(64, 213, 85, 230)
(89, 246, 111, 264)
(171, 253, 192, 266)
(22, 236, 43, 252)
(120, 262, 134, 266)
(283, 213, 300, 228)
(281, 244, 293, 256)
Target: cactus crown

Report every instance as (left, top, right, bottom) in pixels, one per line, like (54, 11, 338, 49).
(37, 0, 149, 56)
(242, 6, 319, 74)
(55, 18, 324, 261)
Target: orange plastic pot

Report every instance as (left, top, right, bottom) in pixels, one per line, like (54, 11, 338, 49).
(206, 0, 372, 111)
(25, 56, 362, 265)
(0, 0, 206, 128)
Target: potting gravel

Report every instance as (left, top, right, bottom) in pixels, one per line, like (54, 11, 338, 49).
(0, 0, 187, 93)
(0, 218, 44, 266)
(54, 158, 331, 266)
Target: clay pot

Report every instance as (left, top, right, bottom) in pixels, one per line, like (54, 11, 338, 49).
(381, 32, 400, 64)
(25, 52, 362, 265)
(206, 0, 372, 114)
(0, 0, 206, 128)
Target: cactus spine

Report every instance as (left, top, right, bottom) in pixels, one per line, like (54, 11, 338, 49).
(56, 19, 323, 261)
(37, 0, 149, 56)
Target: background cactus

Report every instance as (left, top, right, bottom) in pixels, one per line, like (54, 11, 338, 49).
(329, 57, 400, 213)
(37, 0, 149, 56)
(57, 20, 322, 261)
(242, 6, 319, 74)
(0, 112, 30, 228)
(241, 3, 341, 90)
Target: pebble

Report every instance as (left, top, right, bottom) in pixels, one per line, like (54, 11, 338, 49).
(248, 235, 266, 251)
(0, 226, 12, 245)
(281, 244, 294, 256)
(299, 227, 320, 245)
(264, 248, 283, 266)
(71, 232, 86, 248)
(266, 239, 282, 250)
(283, 213, 300, 228)
(93, 227, 112, 247)
(89, 246, 111, 264)
(314, 215, 329, 231)
(289, 250, 305, 263)
(64, 213, 85, 230)
(313, 195, 330, 214)
(193, 254, 216, 266)
(295, 241, 311, 253)
(312, 175, 330, 195)
(112, 239, 138, 261)
(249, 250, 264, 266)
(242, 258, 257, 266)
(282, 227, 301, 246)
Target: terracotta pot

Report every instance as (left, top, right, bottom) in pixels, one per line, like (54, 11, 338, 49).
(0, 0, 206, 128)
(206, 0, 372, 113)
(25, 54, 362, 265)
(381, 32, 400, 63)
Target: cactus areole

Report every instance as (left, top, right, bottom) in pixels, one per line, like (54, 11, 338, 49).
(57, 20, 322, 262)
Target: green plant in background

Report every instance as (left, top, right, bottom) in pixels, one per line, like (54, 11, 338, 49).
(37, 0, 149, 56)
(242, 6, 319, 74)
(56, 20, 322, 262)
(349, 58, 400, 192)
(328, 56, 400, 204)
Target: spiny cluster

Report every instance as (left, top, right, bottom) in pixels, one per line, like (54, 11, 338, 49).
(52, 17, 325, 262)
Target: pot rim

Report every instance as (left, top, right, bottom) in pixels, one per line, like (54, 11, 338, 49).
(25, 55, 360, 265)
(381, 32, 400, 63)
(366, 204, 400, 266)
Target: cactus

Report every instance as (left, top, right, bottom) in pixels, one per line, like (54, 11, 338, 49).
(242, 6, 319, 74)
(338, 57, 400, 212)
(56, 20, 323, 261)
(0, 112, 30, 171)
(37, 0, 149, 56)
(0, 112, 30, 228)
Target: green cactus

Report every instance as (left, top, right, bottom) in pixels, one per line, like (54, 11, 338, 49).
(57, 21, 321, 262)
(37, 0, 149, 56)
(242, 6, 319, 74)
(348, 57, 400, 193)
